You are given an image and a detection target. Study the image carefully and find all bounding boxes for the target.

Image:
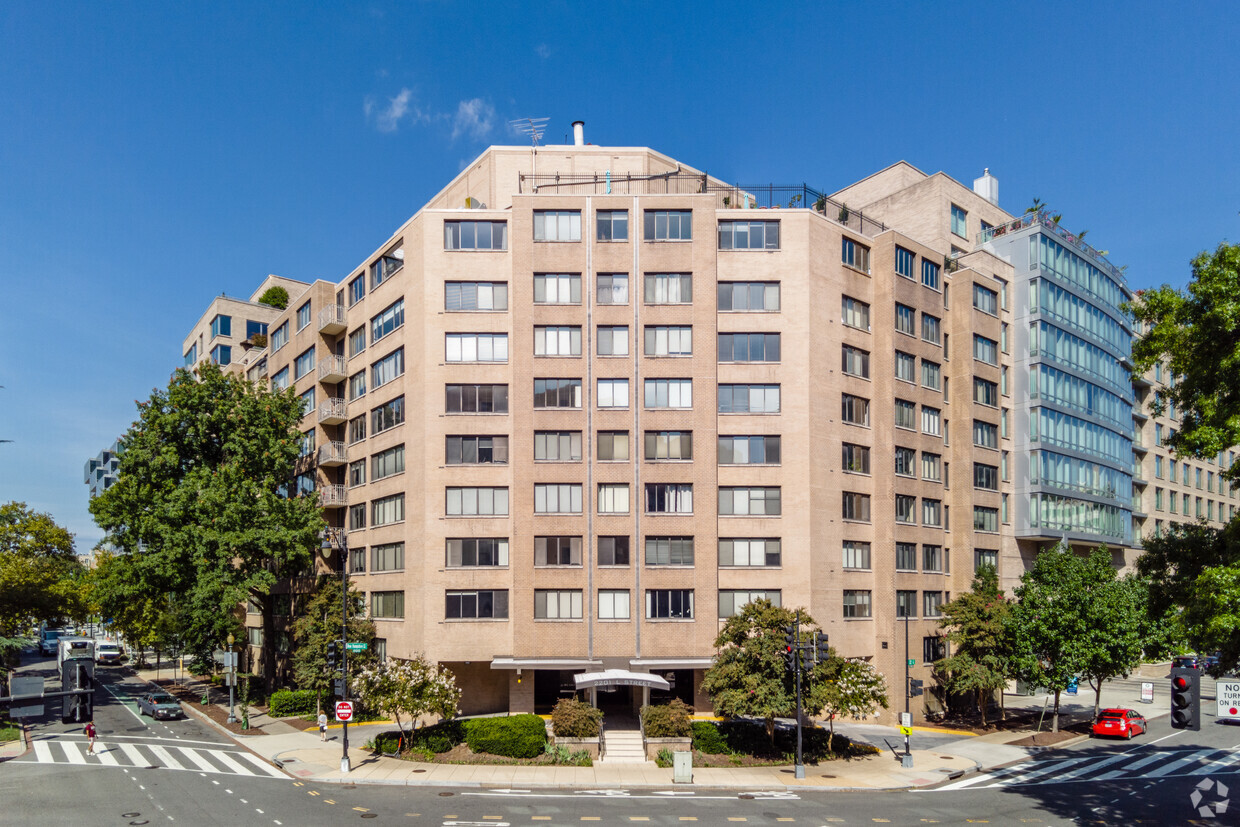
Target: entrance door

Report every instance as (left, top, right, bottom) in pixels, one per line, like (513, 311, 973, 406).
(595, 685, 639, 729)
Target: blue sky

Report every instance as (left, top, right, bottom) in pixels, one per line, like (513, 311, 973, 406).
(2, 1, 1237, 549)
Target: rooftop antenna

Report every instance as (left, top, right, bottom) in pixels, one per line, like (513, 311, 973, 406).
(510, 117, 549, 183)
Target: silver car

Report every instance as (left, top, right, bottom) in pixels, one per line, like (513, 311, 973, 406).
(137, 692, 184, 720)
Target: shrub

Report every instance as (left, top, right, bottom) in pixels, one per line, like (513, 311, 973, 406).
(551, 698, 602, 738)
(465, 714, 547, 758)
(641, 699, 692, 738)
(655, 747, 674, 768)
(268, 689, 317, 718)
(406, 719, 466, 754)
(257, 286, 290, 309)
(691, 721, 729, 754)
(372, 731, 402, 754)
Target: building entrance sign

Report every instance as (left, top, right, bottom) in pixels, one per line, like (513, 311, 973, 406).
(573, 670, 671, 692)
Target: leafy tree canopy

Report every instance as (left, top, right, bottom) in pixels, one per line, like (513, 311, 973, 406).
(257, 285, 290, 310)
(807, 658, 888, 751)
(0, 502, 86, 636)
(934, 566, 1013, 725)
(352, 655, 461, 738)
(291, 574, 376, 708)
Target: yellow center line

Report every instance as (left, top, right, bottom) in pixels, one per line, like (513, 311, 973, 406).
(353, 807, 370, 813)
(728, 819, 748, 823)
(323, 799, 335, 805)
(533, 819, 551, 822)
(307, 791, 319, 796)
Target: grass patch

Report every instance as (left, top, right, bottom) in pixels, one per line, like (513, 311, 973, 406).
(0, 726, 22, 743)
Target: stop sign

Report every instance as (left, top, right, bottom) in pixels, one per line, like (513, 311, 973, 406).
(335, 700, 354, 722)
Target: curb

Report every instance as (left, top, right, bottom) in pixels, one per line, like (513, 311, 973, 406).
(303, 772, 921, 792)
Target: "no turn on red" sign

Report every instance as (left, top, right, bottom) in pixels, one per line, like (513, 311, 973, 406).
(1217, 681, 1240, 719)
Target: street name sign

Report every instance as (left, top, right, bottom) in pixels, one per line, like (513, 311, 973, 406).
(345, 642, 367, 652)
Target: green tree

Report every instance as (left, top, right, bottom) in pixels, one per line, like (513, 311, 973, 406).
(0, 502, 86, 636)
(291, 575, 376, 711)
(352, 655, 461, 742)
(257, 285, 290, 309)
(1079, 572, 1146, 718)
(934, 566, 1012, 726)
(807, 658, 888, 752)
(90, 363, 323, 680)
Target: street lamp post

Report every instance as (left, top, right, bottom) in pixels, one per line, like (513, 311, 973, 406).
(323, 528, 351, 774)
(226, 633, 236, 724)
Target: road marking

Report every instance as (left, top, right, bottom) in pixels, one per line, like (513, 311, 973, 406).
(149, 745, 186, 770)
(60, 741, 87, 764)
(1054, 752, 1132, 780)
(353, 807, 370, 813)
(680, 819, 698, 822)
(324, 800, 336, 805)
(33, 740, 53, 763)
(95, 744, 120, 766)
(211, 750, 257, 776)
(1144, 749, 1218, 778)
(238, 751, 287, 777)
(1190, 750, 1240, 775)
(180, 748, 220, 773)
(307, 790, 320, 796)
(1094, 751, 1174, 780)
(98, 681, 148, 725)
(120, 742, 147, 766)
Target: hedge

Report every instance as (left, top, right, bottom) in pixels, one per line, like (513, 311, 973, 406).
(465, 714, 547, 758)
(268, 689, 316, 718)
(551, 698, 602, 738)
(640, 699, 692, 738)
(692, 720, 852, 759)
(691, 720, 729, 754)
(408, 719, 466, 753)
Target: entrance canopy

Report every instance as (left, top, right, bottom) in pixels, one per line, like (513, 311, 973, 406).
(573, 669, 671, 691)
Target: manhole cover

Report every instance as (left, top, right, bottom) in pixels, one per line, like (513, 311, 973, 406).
(361, 815, 378, 820)
(438, 791, 454, 797)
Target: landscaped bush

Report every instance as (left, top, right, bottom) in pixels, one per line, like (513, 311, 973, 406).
(703, 719, 855, 760)
(465, 714, 547, 758)
(406, 719, 466, 753)
(691, 720, 729, 754)
(372, 731, 402, 754)
(268, 689, 316, 718)
(655, 747, 675, 768)
(551, 698, 602, 738)
(640, 699, 692, 738)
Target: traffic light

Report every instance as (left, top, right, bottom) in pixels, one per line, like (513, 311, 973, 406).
(909, 678, 924, 697)
(1171, 667, 1201, 730)
(326, 640, 338, 672)
(783, 625, 796, 671)
(800, 650, 814, 673)
(815, 632, 830, 662)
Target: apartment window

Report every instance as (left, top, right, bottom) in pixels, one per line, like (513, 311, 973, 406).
(721, 435, 782, 465)
(348, 328, 366, 358)
(597, 210, 628, 242)
(211, 314, 231, 339)
(922, 260, 941, 291)
(270, 321, 288, 352)
(950, 204, 967, 238)
(534, 326, 582, 357)
(291, 347, 315, 380)
(973, 420, 998, 449)
(718, 281, 780, 311)
(974, 506, 999, 532)
(644, 210, 692, 241)
(445, 436, 506, 466)
(347, 548, 366, 574)
(535, 590, 583, 620)
(922, 360, 941, 391)
(718, 333, 781, 363)
(840, 442, 869, 474)
(597, 431, 629, 462)
(348, 415, 366, 445)
(646, 484, 694, 514)
(841, 237, 870, 273)
(371, 591, 404, 619)
(975, 549, 998, 570)
(973, 284, 998, 315)
(843, 394, 871, 426)
(896, 591, 917, 618)
(372, 348, 405, 388)
(372, 397, 404, 435)
(842, 345, 870, 379)
(535, 378, 582, 409)
(347, 458, 366, 488)
(842, 540, 871, 570)
(534, 273, 581, 305)
(897, 542, 917, 571)
(446, 590, 508, 619)
(535, 536, 582, 567)
(644, 326, 692, 357)
(597, 326, 629, 357)
(597, 273, 628, 304)
(370, 247, 404, 288)
(598, 537, 630, 566)
(296, 301, 311, 331)
(348, 371, 366, 401)
(645, 536, 694, 566)
(922, 406, 942, 436)
(895, 247, 915, 279)
(535, 484, 583, 514)
(974, 378, 998, 407)
(1155, 488, 1164, 510)
(922, 314, 942, 346)
(842, 296, 870, 330)
(348, 274, 365, 306)
(1001, 366, 1010, 396)
(298, 430, 315, 458)
(832, 486, 872, 523)
(209, 344, 232, 368)
(896, 495, 916, 524)
(924, 592, 944, 618)
(533, 210, 581, 242)
(843, 590, 872, 619)
(719, 486, 779, 516)
(719, 538, 781, 567)
(444, 220, 507, 251)
(646, 431, 693, 461)
(446, 487, 510, 516)
(895, 447, 916, 477)
(535, 431, 583, 462)
(646, 589, 693, 619)
(447, 334, 507, 363)
(894, 304, 916, 337)
(895, 399, 915, 429)
(973, 335, 999, 366)
(446, 282, 507, 312)
(924, 636, 947, 663)
(446, 538, 509, 567)
(1154, 456, 1164, 479)
(719, 590, 782, 618)
(371, 543, 404, 572)
(1170, 493, 1178, 515)
(644, 379, 692, 409)
(644, 273, 692, 304)
(597, 378, 629, 409)
(1001, 323, 1010, 353)
(598, 483, 631, 514)
(447, 384, 508, 414)
(598, 590, 630, 620)
(271, 367, 289, 392)
(372, 493, 405, 526)
(918, 454, 941, 484)
(718, 220, 780, 250)
(974, 463, 999, 491)
(923, 499, 942, 527)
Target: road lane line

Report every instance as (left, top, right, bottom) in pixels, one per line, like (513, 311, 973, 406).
(98, 681, 147, 725)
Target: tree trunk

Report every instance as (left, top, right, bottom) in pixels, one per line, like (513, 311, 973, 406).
(1090, 676, 1102, 719)
(827, 713, 835, 754)
(765, 716, 775, 746)
(978, 688, 987, 727)
(257, 592, 276, 688)
(1052, 689, 1061, 733)
(1000, 684, 1006, 722)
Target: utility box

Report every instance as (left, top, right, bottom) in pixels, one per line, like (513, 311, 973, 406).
(672, 750, 692, 784)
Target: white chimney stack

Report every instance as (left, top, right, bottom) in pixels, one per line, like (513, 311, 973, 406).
(973, 168, 999, 206)
(572, 120, 585, 146)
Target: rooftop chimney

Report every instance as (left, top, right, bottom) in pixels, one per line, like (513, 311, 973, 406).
(572, 120, 584, 146)
(973, 168, 999, 206)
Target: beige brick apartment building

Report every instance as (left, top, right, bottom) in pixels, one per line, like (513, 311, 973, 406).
(182, 133, 1235, 723)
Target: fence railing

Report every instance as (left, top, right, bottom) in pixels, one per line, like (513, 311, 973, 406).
(978, 211, 1127, 288)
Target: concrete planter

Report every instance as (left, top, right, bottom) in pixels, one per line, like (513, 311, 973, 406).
(552, 736, 600, 759)
(645, 736, 691, 761)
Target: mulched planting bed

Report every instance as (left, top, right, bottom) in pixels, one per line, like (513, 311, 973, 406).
(154, 680, 265, 735)
(1007, 723, 1092, 747)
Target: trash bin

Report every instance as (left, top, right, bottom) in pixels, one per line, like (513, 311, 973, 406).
(672, 750, 692, 784)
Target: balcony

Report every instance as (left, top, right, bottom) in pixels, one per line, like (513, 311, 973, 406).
(318, 304, 346, 335)
(320, 485, 347, 508)
(318, 354, 347, 384)
(317, 397, 347, 425)
(318, 441, 347, 467)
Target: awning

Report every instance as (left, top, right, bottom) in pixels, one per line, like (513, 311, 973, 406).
(490, 657, 602, 671)
(629, 657, 714, 670)
(574, 669, 671, 691)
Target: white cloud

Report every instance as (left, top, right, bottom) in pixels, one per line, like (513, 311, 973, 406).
(364, 88, 427, 133)
(535, 43, 551, 59)
(452, 98, 495, 141)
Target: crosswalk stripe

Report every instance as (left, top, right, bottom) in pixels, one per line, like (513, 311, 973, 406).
(1093, 750, 1172, 780)
(33, 740, 53, 763)
(993, 757, 1089, 787)
(149, 745, 186, 771)
(60, 741, 87, 765)
(1143, 749, 1217, 778)
(237, 751, 286, 778)
(1053, 752, 1132, 781)
(180, 747, 222, 773)
(1190, 750, 1240, 775)
(209, 750, 258, 776)
(119, 742, 147, 766)
(95, 743, 120, 766)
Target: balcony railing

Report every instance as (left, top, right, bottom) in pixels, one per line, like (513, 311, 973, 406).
(318, 304, 346, 334)
(977, 210, 1127, 289)
(318, 441, 347, 467)
(317, 397, 347, 425)
(318, 354, 347, 384)
(320, 485, 347, 508)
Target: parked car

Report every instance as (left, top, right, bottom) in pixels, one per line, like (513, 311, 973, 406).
(137, 692, 184, 720)
(1172, 655, 1203, 670)
(95, 642, 124, 665)
(1092, 708, 1147, 739)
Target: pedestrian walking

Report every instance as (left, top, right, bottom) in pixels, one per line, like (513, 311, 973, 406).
(84, 720, 97, 755)
(318, 710, 328, 741)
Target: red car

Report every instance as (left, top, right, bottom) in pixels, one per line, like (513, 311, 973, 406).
(1092, 708, 1147, 739)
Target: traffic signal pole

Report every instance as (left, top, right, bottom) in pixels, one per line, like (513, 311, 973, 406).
(340, 531, 351, 774)
(793, 612, 804, 780)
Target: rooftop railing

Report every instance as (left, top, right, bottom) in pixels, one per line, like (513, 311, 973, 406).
(978, 210, 1127, 288)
